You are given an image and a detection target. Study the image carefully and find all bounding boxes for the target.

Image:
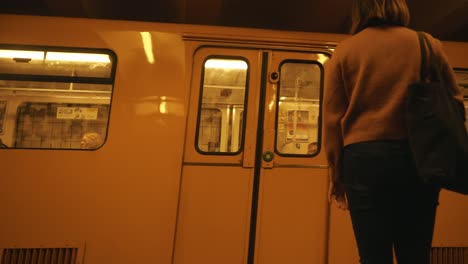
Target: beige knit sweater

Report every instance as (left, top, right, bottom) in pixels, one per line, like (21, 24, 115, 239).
(323, 26, 465, 183)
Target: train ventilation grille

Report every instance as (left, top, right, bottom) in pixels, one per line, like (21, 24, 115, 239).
(431, 247, 468, 264)
(0, 247, 81, 264)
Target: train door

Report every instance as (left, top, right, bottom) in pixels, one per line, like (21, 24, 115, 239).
(174, 46, 335, 264)
(253, 51, 331, 264)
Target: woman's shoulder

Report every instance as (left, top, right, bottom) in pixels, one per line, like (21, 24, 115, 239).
(420, 31, 443, 48)
(414, 31, 446, 61)
(336, 26, 418, 50)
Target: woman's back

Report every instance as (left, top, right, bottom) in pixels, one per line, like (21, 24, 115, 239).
(328, 26, 424, 146)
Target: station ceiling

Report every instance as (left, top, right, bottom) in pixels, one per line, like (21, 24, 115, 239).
(1, 0, 468, 42)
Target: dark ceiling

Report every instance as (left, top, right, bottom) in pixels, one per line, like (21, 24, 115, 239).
(1, 0, 468, 42)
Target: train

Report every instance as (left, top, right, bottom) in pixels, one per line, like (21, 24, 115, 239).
(0, 14, 467, 264)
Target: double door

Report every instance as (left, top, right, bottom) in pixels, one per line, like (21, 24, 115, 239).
(175, 46, 335, 264)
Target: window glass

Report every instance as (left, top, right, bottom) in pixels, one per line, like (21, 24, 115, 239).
(196, 58, 248, 154)
(465, 103, 468, 132)
(0, 100, 6, 134)
(454, 69, 468, 130)
(15, 103, 109, 149)
(276, 61, 322, 156)
(198, 108, 222, 152)
(0, 49, 113, 78)
(454, 69, 468, 97)
(0, 46, 115, 150)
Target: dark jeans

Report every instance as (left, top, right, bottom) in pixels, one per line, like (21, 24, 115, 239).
(343, 140, 440, 264)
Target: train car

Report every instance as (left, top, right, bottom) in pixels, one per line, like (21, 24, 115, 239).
(0, 14, 467, 264)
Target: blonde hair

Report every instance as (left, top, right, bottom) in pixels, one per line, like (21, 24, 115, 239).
(350, 0, 410, 34)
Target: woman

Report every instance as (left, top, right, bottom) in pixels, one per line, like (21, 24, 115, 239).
(323, 0, 465, 263)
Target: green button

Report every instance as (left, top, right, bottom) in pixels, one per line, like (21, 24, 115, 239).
(263, 151, 274, 162)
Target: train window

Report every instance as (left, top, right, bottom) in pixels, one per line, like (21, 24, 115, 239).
(0, 49, 112, 78)
(0, 46, 115, 150)
(465, 104, 468, 132)
(276, 61, 322, 156)
(0, 100, 6, 134)
(454, 69, 468, 98)
(198, 108, 222, 152)
(454, 69, 468, 130)
(196, 58, 248, 154)
(15, 103, 110, 149)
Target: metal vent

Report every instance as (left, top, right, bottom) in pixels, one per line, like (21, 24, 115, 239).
(1, 247, 79, 264)
(431, 247, 468, 264)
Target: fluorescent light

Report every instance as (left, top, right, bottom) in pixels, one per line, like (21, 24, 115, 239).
(159, 101, 167, 114)
(46, 52, 111, 63)
(0, 49, 112, 63)
(205, 59, 247, 70)
(140, 32, 155, 64)
(0, 49, 44, 60)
